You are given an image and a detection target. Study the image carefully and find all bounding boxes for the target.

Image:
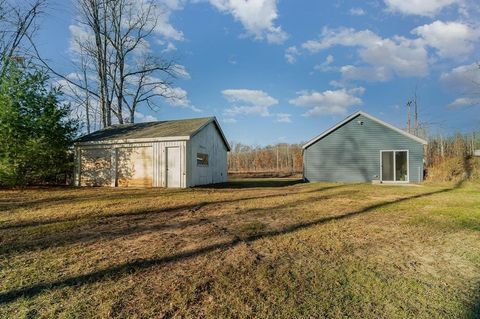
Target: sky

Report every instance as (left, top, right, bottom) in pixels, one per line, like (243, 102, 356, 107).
(36, 0, 480, 145)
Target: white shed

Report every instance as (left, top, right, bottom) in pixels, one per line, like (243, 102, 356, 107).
(73, 117, 230, 188)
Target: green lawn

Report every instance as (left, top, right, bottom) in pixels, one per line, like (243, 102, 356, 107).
(0, 179, 479, 318)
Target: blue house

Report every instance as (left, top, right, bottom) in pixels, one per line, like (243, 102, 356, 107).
(303, 111, 427, 183)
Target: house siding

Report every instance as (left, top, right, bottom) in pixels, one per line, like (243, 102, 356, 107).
(303, 114, 424, 183)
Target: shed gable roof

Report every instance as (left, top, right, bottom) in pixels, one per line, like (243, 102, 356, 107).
(302, 111, 427, 149)
(75, 117, 231, 150)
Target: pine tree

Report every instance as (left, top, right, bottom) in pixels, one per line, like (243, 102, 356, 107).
(0, 61, 78, 186)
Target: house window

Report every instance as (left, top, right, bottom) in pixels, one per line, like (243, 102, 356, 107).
(197, 153, 209, 166)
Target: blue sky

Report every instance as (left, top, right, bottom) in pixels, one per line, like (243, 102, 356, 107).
(37, 0, 480, 145)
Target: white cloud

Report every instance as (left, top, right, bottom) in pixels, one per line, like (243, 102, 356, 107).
(298, 22, 479, 82)
(440, 63, 480, 92)
(349, 7, 365, 16)
(329, 80, 345, 88)
(441, 63, 480, 107)
(162, 42, 177, 53)
(302, 27, 429, 80)
(222, 89, 278, 107)
(209, 0, 288, 44)
(162, 86, 202, 112)
(147, 0, 185, 41)
(285, 46, 299, 64)
(302, 28, 379, 52)
(173, 64, 191, 79)
(383, 0, 458, 16)
(324, 54, 334, 65)
(289, 87, 364, 117)
(276, 113, 292, 123)
(340, 65, 391, 82)
(314, 54, 335, 72)
(222, 89, 278, 117)
(448, 97, 480, 108)
(412, 21, 480, 59)
(68, 24, 94, 54)
(223, 118, 238, 123)
(135, 111, 158, 122)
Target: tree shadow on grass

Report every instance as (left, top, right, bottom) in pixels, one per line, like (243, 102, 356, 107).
(0, 184, 343, 231)
(0, 185, 350, 254)
(467, 281, 480, 319)
(0, 185, 459, 305)
(471, 296, 480, 319)
(0, 188, 188, 213)
(206, 178, 305, 189)
(0, 178, 304, 214)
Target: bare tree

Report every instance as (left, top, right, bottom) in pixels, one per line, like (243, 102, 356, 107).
(0, 0, 45, 75)
(58, 53, 97, 133)
(105, 0, 181, 124)
(34, 0, 181, 130)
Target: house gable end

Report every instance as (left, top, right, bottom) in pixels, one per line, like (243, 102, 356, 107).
(303, 111, 427, 150)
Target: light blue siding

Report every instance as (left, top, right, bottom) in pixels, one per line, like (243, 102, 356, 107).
(303, 114, 424, 183)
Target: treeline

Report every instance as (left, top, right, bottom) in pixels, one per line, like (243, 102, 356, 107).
(228, 133, 480, 182)
(228, 143, 303, 174)
(425, 132, 480, 181)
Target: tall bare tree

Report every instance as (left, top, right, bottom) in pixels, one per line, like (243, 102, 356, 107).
(35, 0, 181, 130)
(0, 0, 45, 75)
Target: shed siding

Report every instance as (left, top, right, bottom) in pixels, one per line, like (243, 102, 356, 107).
(188, 122, 228, 187)
(79, 148, 112, 186)
(304, 114, 424, 183)
(154, 140, 187, 188)
(77, 140, 187, 188)
(116, 146, 154, 187)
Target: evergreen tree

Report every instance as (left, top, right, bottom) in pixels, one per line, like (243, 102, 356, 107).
(0, 62, 78, 186)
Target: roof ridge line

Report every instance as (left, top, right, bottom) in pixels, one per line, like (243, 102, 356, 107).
(302, 110, 427, 149)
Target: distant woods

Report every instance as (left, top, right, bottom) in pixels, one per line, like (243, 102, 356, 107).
(228, 133, 480, 182)
(425, 133, 480, 182)
(228, 143, 303, 176)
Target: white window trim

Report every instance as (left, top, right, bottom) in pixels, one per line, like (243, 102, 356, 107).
(379, 150, 410, 183)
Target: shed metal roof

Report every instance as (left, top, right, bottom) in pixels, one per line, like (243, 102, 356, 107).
(75, 117, 230, 150)
(303, 111, 428, 149)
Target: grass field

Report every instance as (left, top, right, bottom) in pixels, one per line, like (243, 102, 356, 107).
(0, 179, 479, 318)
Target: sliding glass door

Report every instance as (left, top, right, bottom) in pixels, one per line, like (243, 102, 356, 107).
(381, 151, 394, 181)
(381, 150, 408, 182)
